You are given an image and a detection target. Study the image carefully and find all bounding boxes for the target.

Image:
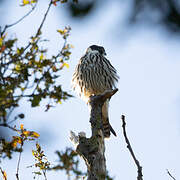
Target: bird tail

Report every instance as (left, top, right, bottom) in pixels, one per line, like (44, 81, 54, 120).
(102, 100, 117, 138)
(102, 117, 117, 138)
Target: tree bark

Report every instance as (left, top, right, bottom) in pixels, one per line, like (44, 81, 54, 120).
(73, 89, 118, 180)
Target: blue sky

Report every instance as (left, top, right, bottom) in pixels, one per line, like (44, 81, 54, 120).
(1, 0, 180, 180)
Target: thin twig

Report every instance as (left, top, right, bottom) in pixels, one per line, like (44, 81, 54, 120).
(121, 115, 143, 180)
(20, 0, 53, 55)
(16, 143, 23, 180)
(0, 123, 19, 132)
(8, 118, 19, 125)
(43, 170, 48, 180)
(5, 0, 53, 62)
(167, 169, 176, 180)
(1, 4, 37, 36)
(35, 0, 53, 38)
(0, 167, 7, 180)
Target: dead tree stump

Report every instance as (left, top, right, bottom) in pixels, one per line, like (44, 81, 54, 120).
(70, 89, 118, 180)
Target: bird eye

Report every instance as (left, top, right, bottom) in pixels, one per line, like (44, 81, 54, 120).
(101, 47, 106, 55)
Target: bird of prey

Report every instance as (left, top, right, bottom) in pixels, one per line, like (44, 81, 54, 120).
(72, 45, 119, 138)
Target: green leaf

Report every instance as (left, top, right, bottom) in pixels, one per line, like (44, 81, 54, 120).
(31, 95, 41, 107)
(63, 62, 69, 68)
(0, 37, 3, 46)
(39, 53, 44, 60)
(33, 171, 42, 175)
(22, 0, 30, 5)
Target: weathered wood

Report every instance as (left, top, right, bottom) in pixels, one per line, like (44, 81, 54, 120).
(72, 89, 118, 180)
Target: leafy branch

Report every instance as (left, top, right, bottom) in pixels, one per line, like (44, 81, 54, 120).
(30, 143, 50, 180)
(0, 0, 73, 163)
(0, 0, 73, 127)
(48, 147, 86, 180)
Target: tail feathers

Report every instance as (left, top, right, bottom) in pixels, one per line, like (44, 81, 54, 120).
(109, 124, 117, 137)
(103, 118, 117, 138)
(103, 121, 110, 138)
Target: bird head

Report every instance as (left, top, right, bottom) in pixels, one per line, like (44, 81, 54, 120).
(86, 45, 107, 56)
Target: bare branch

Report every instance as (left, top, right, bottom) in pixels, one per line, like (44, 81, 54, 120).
(0, 123, 19, 132)
(167, 169, 176, 180)
(121, 115, 143, 180)
(0, 167, 7, 180)
(1, 3, 37, 36)
(42, 170, 48, 180)
(16, 143, 23, 180)
(35, 0, 53, 38)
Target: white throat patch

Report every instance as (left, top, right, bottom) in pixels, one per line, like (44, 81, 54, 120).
(86, 47, 99, 54)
